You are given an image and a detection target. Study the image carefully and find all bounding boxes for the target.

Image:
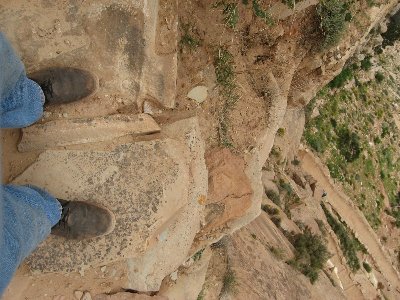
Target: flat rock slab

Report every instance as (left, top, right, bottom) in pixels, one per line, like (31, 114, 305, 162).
(13, 139, 190, 273)
(18, 114, 160, 152)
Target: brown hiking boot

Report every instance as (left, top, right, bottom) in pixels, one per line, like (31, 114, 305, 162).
(52, 200, 115, 240)
(29, 67, 98, 105)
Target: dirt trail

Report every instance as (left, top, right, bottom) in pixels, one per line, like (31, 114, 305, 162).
(298, 149, 400, 289)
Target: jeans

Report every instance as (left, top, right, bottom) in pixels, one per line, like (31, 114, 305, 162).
(0, 32, 61, 295)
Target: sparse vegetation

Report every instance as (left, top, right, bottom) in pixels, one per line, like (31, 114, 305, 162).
(317, 0, 349, 49)
(197, 289, 205, 300)
(221, 268, 237, 295)
(180, 23, 200, 50)
(288, 227, 330, 284)
(193, 249, 204, 261)
(214, 2, 239, 29)
(252, 0, 274, 25)
(214, 47, 239, 147)
(322, 203, 365, 272)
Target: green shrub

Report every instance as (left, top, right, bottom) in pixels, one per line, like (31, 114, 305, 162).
(317, 0, 349, 49)
(193, 249, 204, 261)
(329, 67, 353, 89)
(223, 3, 239, 29)
(288, 227, 330, 284)
(363, 262, 372, 273)
(271, 216, 282, 227)
(360, 56, 372, 71)
(292, 158, 301, 165)
(375, 71, 385, 83)
(277, 127, 286, 136)
(266, 189, 281, 207)
(336, 126, 361, 162)
(262, 204, 279, 215)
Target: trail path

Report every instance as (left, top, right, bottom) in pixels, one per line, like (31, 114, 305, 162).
(298, 149, 400, 289)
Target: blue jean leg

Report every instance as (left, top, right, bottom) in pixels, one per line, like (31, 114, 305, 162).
(0, 186, 61, 295)
(1, 32, 62, 296)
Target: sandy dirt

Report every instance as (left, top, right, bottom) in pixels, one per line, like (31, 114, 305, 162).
(299, 148, 400, 290)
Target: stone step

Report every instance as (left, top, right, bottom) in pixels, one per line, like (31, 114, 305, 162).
(18, 114, 160, 152)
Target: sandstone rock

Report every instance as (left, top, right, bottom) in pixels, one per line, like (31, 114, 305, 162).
(262, 170, 279, 195)
(159, 247, 212, 300)
(74, 290, 84, 300)
(273, 108, 306, 163)
(82, 292, 92, 300)
(123, 117, 207, 291)
(195, 148, 253, 243)
(14, 138, 191, 272)
(18, 114, 161, 152)
(187, 86, 208, 104)
(142, 99, 164, 115)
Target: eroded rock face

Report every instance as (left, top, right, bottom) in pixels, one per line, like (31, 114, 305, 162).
(195, 148, 253, 243)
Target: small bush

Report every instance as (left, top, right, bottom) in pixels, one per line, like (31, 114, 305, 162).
(193, 249, 204, 261)
(271, 216, 282, 227)
(288, 227, 330, 284)
(292, 158, 301, 165)
(363, 262, 372, 273)
(375, 71, 385, 83)
(317, 0, 349, 49)
(266, 189, 281, 207)
(277, 127, 286, 137)
(336, 126, 361, 162)
(360, 56, 372, 71)
(329, 67, 353, 89)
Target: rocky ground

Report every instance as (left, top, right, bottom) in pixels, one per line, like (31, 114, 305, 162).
(1, 0, 399, 299)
